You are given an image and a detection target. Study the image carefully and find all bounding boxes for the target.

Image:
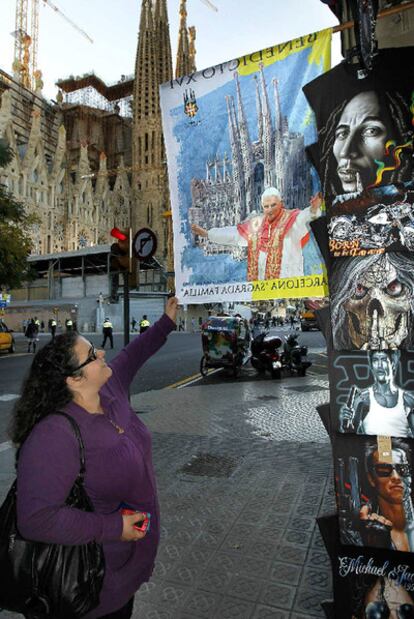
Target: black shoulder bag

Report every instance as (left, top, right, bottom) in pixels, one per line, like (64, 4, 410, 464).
(0, 412, 105, 618)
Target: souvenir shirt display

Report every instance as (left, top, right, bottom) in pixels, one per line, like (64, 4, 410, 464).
(304, 50, 414, 335)
(303, 21, 414, 619)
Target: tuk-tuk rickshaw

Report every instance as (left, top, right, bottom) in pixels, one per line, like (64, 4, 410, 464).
(200, 316, 250, 377)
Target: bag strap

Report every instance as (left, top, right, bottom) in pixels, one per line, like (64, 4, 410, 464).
(49, 412, 86, 479)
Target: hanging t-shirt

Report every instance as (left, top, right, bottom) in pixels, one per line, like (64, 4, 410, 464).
(330, 350, 414, 438)
(303, 48, 414, 202)
(318, 512, 414, 618)
(333, 433, 414, 553)
(329, 252, 414, 350)
(326, 182, 414, 258)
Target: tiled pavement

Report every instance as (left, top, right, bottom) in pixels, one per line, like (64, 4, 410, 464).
(0, 370, 334, 618)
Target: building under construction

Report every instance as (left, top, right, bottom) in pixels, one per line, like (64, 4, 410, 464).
(0, 0, 196, 268)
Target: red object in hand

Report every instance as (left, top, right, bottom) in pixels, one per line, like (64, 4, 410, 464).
(122, 509, 151, 533)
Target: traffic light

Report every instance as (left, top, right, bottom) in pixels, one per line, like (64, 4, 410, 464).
(110, 227, 130, 271)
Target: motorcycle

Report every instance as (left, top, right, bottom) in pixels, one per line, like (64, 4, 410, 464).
(250, 331, 283, 379)
(328, 201, 414, 251)
(281, 332, 311, 377)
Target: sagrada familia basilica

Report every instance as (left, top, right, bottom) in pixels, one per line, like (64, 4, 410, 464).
(0, 0, 196, 272)
(189, 67, 312, 260)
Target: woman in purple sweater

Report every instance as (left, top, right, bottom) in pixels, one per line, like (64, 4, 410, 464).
(10, 298, 178, 618)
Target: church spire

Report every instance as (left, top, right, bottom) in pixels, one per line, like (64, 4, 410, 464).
(234, 72, 253, 216)
(259, 63, 274, 187)
(132, 0, 174, 275)
(134, 0, 158, 121)
(188, 26, 197, 74)
(254, 75, 263, 144)
(176, 0, 192, 78)
(154, 0, 173, 85)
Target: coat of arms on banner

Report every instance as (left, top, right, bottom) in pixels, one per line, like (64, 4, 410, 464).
(160, 29, 332, 303)
(183, 88, 198, 119)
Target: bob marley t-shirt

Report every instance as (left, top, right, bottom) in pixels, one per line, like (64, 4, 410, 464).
(303, 48, 414, 201)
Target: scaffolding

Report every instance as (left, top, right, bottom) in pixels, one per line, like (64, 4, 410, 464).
(56, 73, 134, 118)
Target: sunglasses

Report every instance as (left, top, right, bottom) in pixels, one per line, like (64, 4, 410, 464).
(71, 344, 98, 373)
(373, 463, 411, 478)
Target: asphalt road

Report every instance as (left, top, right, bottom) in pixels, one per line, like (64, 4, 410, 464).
(0, 326, 326, 443)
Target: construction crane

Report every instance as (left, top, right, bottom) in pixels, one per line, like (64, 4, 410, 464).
(199, 0, 218, 11)
(40, 0, 93, 43)
(12, 0, 93, 91)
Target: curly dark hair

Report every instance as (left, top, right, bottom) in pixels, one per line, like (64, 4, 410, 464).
(319, 89, 413, 198)
(10, 332, 84, 446)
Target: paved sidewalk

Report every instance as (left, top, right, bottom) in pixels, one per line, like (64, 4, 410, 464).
(0, 371, 334, 619)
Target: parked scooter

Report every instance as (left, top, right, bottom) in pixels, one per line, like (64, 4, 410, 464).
(250, 332, 283, 379)
(281, 332, 311, 376)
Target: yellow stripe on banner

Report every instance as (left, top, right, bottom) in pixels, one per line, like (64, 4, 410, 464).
(251, 274, 329, 301)
(236, 28, 332, 76)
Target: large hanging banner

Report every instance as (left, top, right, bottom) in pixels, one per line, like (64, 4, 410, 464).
(160, 29, 332, 304)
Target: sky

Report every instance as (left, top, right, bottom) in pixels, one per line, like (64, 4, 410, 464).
(0, 0, 343, 101)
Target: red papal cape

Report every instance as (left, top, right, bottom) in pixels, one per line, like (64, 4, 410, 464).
(237, 209, 301, 280)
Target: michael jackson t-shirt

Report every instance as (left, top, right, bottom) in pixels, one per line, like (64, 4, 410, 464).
(318, 513, 414, 619)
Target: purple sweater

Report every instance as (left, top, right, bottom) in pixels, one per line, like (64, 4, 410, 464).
(17, 314, 175, 617)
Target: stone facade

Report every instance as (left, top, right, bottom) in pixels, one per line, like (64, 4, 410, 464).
(0, 0, 195, 274)
(0, 76, 131, 255)
(132, 0, 194, 275)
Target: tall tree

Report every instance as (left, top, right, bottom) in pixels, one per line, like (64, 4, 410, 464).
(0, 140, 37, 289)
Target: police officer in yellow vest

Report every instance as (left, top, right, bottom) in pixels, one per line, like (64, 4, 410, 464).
(139, 315, 150, 334)
(49, 318, 57, 341)
(102, 317, 114, 349)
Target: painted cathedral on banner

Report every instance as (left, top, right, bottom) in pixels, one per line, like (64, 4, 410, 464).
(188, 65, 312, 260)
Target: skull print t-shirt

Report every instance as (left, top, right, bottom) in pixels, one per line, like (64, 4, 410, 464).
(329, 252, 414, 351)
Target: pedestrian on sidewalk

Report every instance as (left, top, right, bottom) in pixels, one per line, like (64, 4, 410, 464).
(102, 317, 114, 349)
(25, 318, 38, 353)
(9, 296, 179, 619)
